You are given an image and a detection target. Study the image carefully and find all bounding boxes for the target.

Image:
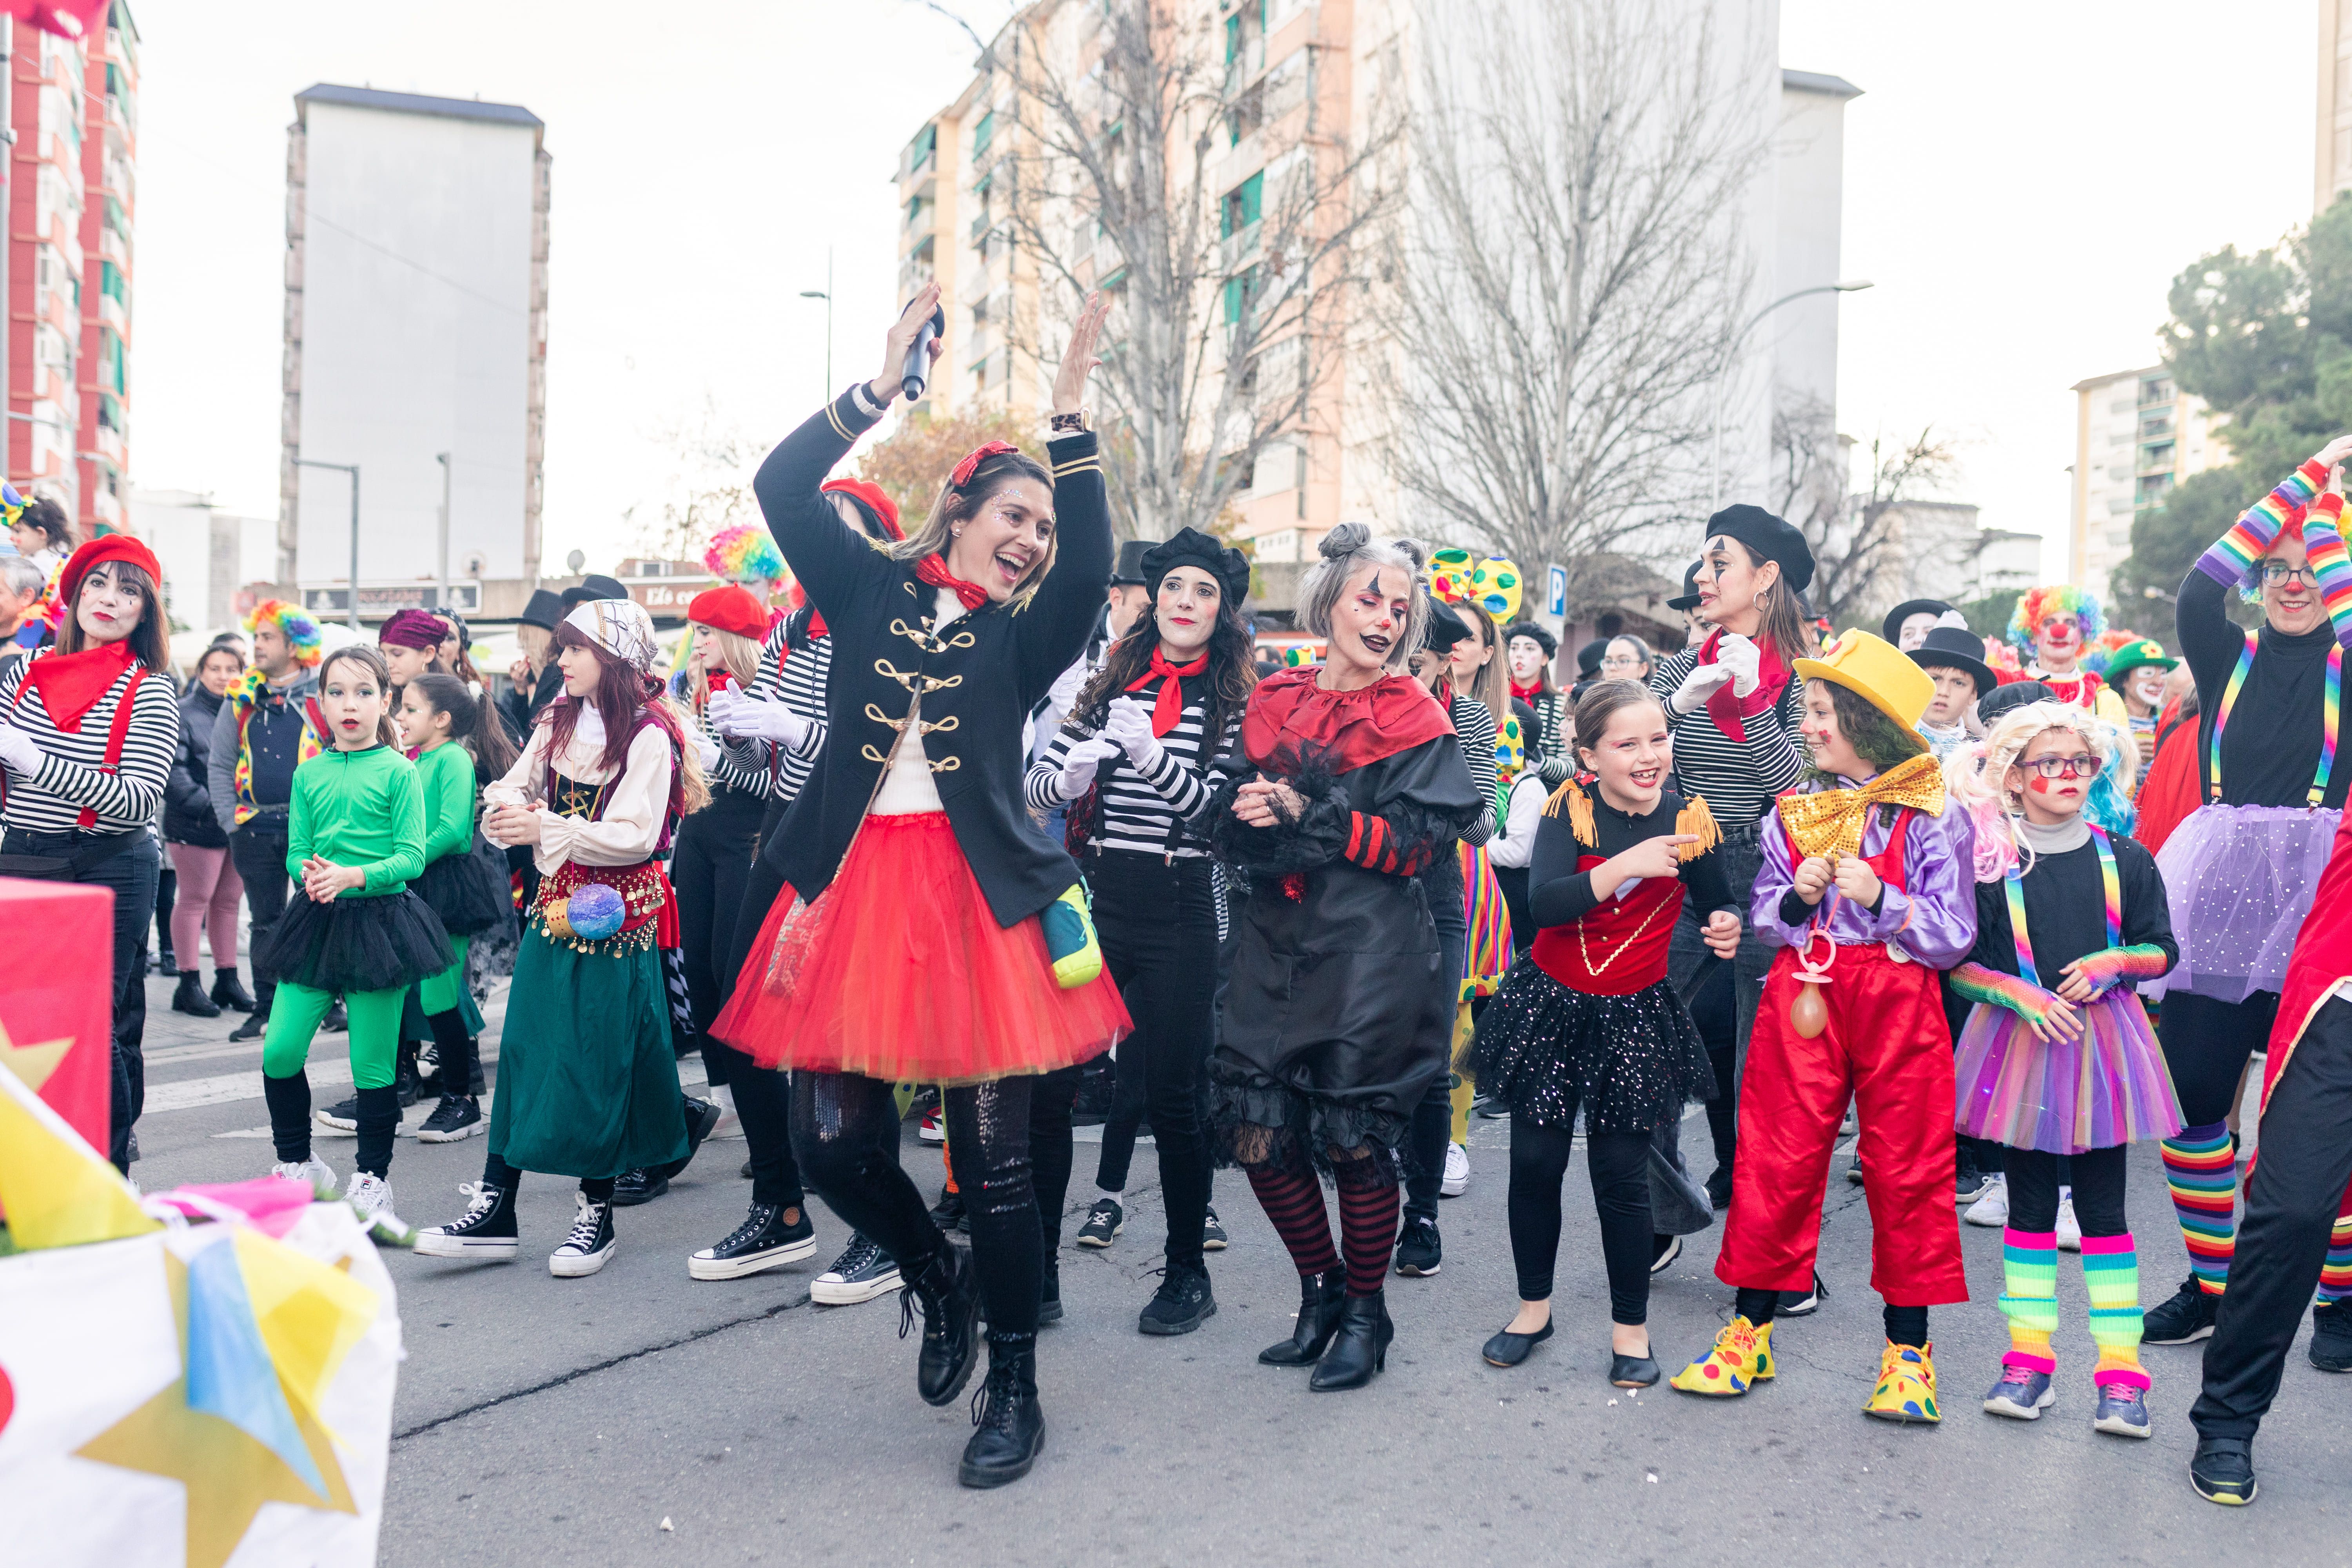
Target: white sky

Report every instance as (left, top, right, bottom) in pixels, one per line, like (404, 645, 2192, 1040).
(132, 1, 2315, 585)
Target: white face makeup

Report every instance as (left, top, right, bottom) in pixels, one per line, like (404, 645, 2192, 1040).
(1325, 564, 1411, 677)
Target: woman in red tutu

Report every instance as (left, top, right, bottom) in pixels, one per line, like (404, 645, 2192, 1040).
(719, 284, 1128, 1490)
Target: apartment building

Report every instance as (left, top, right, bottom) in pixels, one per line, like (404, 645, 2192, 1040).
(2067, 365, 2221, 595)
(77, 4, 134, 536)
(2319, 0, 2352, 210)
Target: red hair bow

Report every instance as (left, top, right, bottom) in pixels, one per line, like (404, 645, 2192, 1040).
(950, 441, 1020, 489)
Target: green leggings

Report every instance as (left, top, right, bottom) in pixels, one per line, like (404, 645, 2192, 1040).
(420, 934, 471, 1016)
(262, 981, 406, 1088)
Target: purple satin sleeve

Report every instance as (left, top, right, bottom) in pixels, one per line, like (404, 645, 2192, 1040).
(1750, 809, 1806, 949)
(1747, 794, 1978, 966)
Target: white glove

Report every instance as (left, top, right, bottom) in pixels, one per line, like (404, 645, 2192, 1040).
(1668, 659, 1735, 715)
(0, 722, 38, 776)
(1102, 696, 1162, 768)
(710, 689, 810, 749)
(1057, 735, 1122, 799)
(694, 731, 722, 771)
(1714, 633, 1762, 699)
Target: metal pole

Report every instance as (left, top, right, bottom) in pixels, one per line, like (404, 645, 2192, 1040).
(294, 457, 361, 628)
(436, 451, 451, 612)
(825, 246, 834, 393)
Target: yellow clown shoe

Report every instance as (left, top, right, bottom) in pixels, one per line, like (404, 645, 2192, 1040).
(1669, 1316, 1775, 1397)
(1863, 1341, 1940, 1424)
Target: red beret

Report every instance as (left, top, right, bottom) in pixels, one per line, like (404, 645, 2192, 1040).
(821, 477, 904, 541)
(58, 532, 163, 609)
(688, 584, 769, 641)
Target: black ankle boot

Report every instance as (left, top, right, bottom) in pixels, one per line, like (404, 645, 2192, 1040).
(394, 1040, 421, 1108)
(171, 971, 221, 1018)
(902, 1244, 983, 1406)
(1259, 1268, 1348, 1366)
(958, 1337, 1045, 1489)
(211, 967, 256, 1012)
(1308, 1290, 1394, 1391)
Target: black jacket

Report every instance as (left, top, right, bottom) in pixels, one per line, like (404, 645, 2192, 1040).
(750, 387, 1110, 926)
(498, 660, 564, 741)
(164, 684, 228, 848)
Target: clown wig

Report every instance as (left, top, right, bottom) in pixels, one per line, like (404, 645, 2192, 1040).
(703, 523, 787, 587)
(243, 598, 323, 667)
(1944, 698, 2136, 881)
(2005, 583, 2106, 654)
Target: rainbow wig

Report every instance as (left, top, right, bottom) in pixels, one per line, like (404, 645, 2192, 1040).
(2006, 584, 2106, 654)
(243, 598, 323, 667)
(703, 523, 786, 586)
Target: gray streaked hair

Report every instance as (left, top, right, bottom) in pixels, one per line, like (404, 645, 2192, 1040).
(1298, 523, 1430, 670)
(0, 553, 43, 600)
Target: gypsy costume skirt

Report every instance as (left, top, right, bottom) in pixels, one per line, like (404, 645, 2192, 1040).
(2149, 803, 2341, 1003)
(1466, 966, 1716, 1134)
(716, 811, 1130, 1087)
(1953, 989, 2183, 1154)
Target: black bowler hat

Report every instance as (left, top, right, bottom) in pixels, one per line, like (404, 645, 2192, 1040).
(561, 573, 630, 609)
(520, 588, 566, 632)
(1882, 598, 1957, 646)
(1109, 540, 1152, 587)
(1666, 560, 1704, 612)
(1138, 526, 1251, 606)
(1976, 679, 2054, 726)
(1425, 597, 1475, 653)
(1908, 624, 1994, 698)
(1501, 620, 1557, 659)
(1575, 637, 1608, 679)
(1703, 504, 1815, 597)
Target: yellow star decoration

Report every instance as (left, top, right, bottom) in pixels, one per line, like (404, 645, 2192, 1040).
(0, 1016, 72, 1093)
(73, 1251, 358, 1568)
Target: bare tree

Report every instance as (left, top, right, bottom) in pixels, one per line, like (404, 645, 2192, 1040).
(1375, 0, 1764, 598)
(626, 398, 760, 564)
(928, 0, 1399, 541)
(1780, 417, 1960, 629)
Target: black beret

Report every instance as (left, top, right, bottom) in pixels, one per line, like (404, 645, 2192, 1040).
(1425, 597, 1475, 653)
(1666, 560, 1704, 612)
(519, 588, 566, 632)
(1907, 624, 1994, 697)
(1501, 620, 1557, 659)
(1109, 540, 1152, 587)
(1138, 526, 1251, 606)
(1976, 679, 2053, 725)
(1703, 504, 1814, 597)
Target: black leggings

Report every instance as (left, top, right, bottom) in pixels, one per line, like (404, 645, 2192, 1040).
(2161, 990, 2281, 1126)
(1406, 860, 1468, 1222)
(1507, 1117, 1653, 1323)
(670, 782, 764, 1051)
(709, 812, 808, 1212)
(2005, 1143, 2127, 1236)
(793, 1069, 1042, 1339)
(483, 1150, 615, 1204)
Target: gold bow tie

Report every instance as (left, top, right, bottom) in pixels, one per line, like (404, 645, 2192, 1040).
(1775, 751, 1946, 861)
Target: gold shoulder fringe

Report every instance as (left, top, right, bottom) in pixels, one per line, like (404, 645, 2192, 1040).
(1541, 776, 1598, 847)
(1675, 794, 1721, 863)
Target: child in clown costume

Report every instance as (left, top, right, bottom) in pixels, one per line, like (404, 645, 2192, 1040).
(704, 522, 790, 632)
(1672, 631, 1976, 1419)
(2007, 585, 2130, 728)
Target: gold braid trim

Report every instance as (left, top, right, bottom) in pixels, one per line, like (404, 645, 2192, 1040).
(1774, 751, 1946, 861)
(1674, 793, 1721, 862)
(1541, 775, 1599, 847)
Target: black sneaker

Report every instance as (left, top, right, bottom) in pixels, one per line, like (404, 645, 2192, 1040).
(549, 1192, 617, 1277)
(323, 1001, 348, 1033)
(2190, 1436, 2257, 1506)
(811, 1232, 901, 1305)
(229, 1010, 270, 1044)
(413, 1180, 519, 1260)
(1650, 1233, 1681, 1274)
(1202, 1204, 1229, 1251)
(1138, 1261, 1217, 1335)
(1039, 1258, 1065, 1324)
(2313, 1300, 2352, 1372)
(689, 1201, 818, 1281)
(1076, 1196, 1123, 1248)
(1779, 1271, 1827, 1316)
(1705, 1163, 1734, 1210)
(315, 1096, 359, 1136)
(1955, 1163, 1994, 1203)
(611, 1167, 668, 1206)
(657, 1095, 724, 1179)
(1845, 1151, 1865, 1186)
(930, 1187, 968, 1233)
(1395, 1214, 1442, 1277)
(1472, 1090, 1511, 1119)
(415, 1095, 483, 1143)
(2144, 1274, 2221, 1345)
(171, 971, 221, 1018)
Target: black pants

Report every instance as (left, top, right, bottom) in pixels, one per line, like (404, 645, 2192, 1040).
(1406, 855, 1468, 1223)
(230, 823, 292, 1011)
(2161, 989, 2281, 1126)
(1688, 951, 1738, 1170)
(1508, 1115, 1654, 1323)
(709, 809, 808, 1212)
(2006, 1143, 2127, 1236)
(672, 782, 764, 1051)
(5, 828, 157, 1171)
(2193, 998, 2352, 1440)
(153, 864, 175, 963)
(793, 1069, 1041, 1340)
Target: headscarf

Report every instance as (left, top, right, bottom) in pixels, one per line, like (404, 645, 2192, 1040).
(564, 597, 659, 673)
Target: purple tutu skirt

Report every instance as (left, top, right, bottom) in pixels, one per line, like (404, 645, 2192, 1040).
(2147, 803, 2341, 1004)
(1954, 989, 2183, 1154)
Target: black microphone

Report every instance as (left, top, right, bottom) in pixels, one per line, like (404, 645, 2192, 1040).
(900, 303, 947, 402)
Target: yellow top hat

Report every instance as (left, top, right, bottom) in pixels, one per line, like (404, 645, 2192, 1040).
(1793, 628, 1934, 737)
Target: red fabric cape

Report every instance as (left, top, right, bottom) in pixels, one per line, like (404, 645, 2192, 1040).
(18, 639, 135, 732)
(2133, 696, 2201, 858)
(1241, 666, 1454, 775)
(2264, 806, 2352, 1110)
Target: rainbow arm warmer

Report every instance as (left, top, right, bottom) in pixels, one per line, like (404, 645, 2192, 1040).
(1950, 961, 2067, 1026)
(2197, 459, 2328, 586)
(2064, 943, 2172, 997)
(2302, 491, 2352, 650)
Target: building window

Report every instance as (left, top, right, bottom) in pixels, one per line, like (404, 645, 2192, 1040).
(973, 109, 994, 156)
(100, 260, 125, 305)
(99, 327, 123, 396)
(2137, 375, 2173, 406)
(906, 121, 937, 177)
(1221, 171, 1263, 238)
(1224, 265, 1259, 325)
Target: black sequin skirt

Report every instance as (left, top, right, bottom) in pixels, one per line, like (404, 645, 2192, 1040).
(258, 887, 454, 995)
(1465, 963, 1715, 1134)
(412, 837, 512, 936)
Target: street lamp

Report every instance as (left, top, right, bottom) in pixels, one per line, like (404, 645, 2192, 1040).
(295, 457, 362, 630)
(800, 245, 835, 401)
(436, 452, 452, 614)
(1710, 279, 1873, 511)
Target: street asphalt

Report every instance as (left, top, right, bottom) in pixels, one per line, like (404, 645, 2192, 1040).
(123, 963, 2352, 1567)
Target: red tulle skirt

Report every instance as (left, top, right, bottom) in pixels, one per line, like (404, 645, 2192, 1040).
(712, 811, 1129, 1085)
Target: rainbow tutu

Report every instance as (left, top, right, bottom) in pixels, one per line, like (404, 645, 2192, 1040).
(1953, 989, 2183, 1154)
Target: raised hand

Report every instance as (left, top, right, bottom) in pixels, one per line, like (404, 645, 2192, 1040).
(1051, 291, 1110, 418)
(868, 282, 944, 410)
(2316, 433, 2352, 471)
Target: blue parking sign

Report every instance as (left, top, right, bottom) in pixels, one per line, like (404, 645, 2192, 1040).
(1545, 564, 1567, 617)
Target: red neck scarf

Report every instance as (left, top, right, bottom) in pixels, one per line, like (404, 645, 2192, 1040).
(1509, 677, 1545, 705)
(916, 554, 991, 613)
(1126, 648, 1209, 735)
(1695, 628, 1790, 744)
(1242, 666, 1455, 775)
(20, 639, 136, 733)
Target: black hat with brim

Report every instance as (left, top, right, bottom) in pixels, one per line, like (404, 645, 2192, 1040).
(561, 573, 630, 610)
(1501, 620, 1557, 659)
(1109, 539, 1153, 587)
(1976, 679, 2054, 726)
(1666, 560, 1704, 612)
(520, 588, 566, 632)
(1704, 504, 1815, 597)
(1882, 599, 1957, 646)
(1425, 597, 1475, 654)
(1138, 526, 1251, 607)
(1575, 637, 1608, 678)
(1907, 624, 1994, 698)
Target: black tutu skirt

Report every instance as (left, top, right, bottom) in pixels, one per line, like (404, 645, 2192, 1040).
(412, 835, 512, 936)
(258, 887, 454, 995)
(1465, 965, 1715, 1134)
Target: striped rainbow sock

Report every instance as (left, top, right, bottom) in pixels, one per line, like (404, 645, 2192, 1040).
(2083, 1232, 2150, 1391)
(2000, 1228, 2059, 1375)
(2161, 1122, 2237, 1295)
(2319, 1209, 2352, 1304)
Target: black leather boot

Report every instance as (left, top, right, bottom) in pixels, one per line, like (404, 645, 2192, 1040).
(1259, 1268, 1348, 1366)
(902, 1243, 983, 1406)
(171, 971, 221, 1018)
(958, 1336, 1045, 1489)
(211, 967, 256, 1012)
(1308, 1290, 1394, 1391)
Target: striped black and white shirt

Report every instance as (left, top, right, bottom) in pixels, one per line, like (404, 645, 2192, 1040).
(1025, 671, 1234, 858)
(1647, 646, 1804, 823)
(1449, 692, 1498, 848)
(717, 611, 832, 806)
(0, 653, 181, 835)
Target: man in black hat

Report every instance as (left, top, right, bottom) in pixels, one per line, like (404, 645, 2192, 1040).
(560, 573, 630, 610)
(1668, 561, 1708, 649)
(1883, 598, 1961, 653)
(501, 586, 570, 735)
(1908, 624, 1997, 762)
(1106, 539, 1154, 648)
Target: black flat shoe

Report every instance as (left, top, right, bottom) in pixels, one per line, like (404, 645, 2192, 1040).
(1611, 1350, 1662, 1388)
(1481, 1320, 1553, 1367)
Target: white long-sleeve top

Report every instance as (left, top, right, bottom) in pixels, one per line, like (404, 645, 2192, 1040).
(482, 701, 675, 873)
(870, 586, 967, 817)
(1485, 772, 1549, 869)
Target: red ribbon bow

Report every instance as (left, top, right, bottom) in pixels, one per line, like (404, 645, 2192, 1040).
(950, 440, 1021, 489)
(1125, 648, 1209, 736)
(916, 553, 992, 612)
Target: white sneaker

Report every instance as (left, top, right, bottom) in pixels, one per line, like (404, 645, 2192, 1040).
(706, 1082, 744, 1141)
(1964, 1173, 2009, 1228)
(919, 1109, 945, 1143)
(2056, 1189, 2082, 1252)
(269, 1156, 338, 1198)
(550, 1191, 617, 1278)
(344, 1171, 417, 1247)
(1441, 1141, 1470, 1198)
